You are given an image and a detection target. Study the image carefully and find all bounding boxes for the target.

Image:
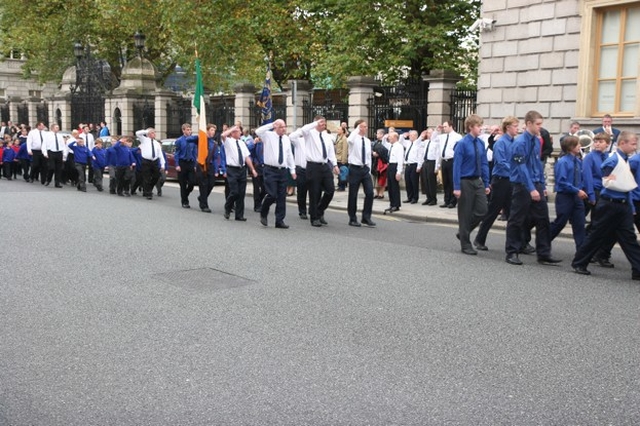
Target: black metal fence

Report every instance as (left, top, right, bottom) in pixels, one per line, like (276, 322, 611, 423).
(450, 89, 477, 134)
(302, 89, 349, 124)
(1, 103, 9, 123)
(207, 96, 235, 129)
(55, 108, 62, 129)
(17, 103, 28, 126)
(367, 78, 429, 139)
(133, 99, 155, 132)
(166, 99, 192, 138)
(114, 108, 122, 136)
(249, 93, 286, 130)
(36, 102, 48, 126)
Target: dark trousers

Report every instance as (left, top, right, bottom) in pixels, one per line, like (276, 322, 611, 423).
(441, 158, 455, 206)
(88, 165, 94, 184)
(20, 159, 30, 181)
(93, 167, 104, 190)
(109, 167, 117, 193)
(404, 163, 419, 202)
(475, 176, 512, 245)
(423, 160, 437, 202)
(63, 155, 77, 184)
(30, 149, 47, 183)
(261, 166, 289, 224)
(295, 166, 308, 215)
(347, 165, 374, 222)
(572, 198, 640, 276)
(252, 165, 265, 210)
(550, 192, 586, 250)
(156, 169, 166, 195)
(387, 163, 401, 208)
(130, 170, 143, 194)
(46, 151, 64, 185)
(225, 166, 247, 219)
(177, 159, 196, 205)
(115, 166, 132, 195)
(307, 162, 334, 222)
(196, 164, 216, 209)
(141, 159, 160, 197)
(2, 162, 12, 179)
(505, 183, 551, 257)
(75, 163, 87, 190)
(457, 178, 488, 250)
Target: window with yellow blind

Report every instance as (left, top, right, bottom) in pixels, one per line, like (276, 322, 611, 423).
(594, 6, 640, 115)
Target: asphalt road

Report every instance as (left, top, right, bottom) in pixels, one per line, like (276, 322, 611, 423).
(1, 180, 639, 425)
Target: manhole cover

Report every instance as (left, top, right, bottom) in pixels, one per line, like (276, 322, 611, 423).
(153, 268, 255, 292)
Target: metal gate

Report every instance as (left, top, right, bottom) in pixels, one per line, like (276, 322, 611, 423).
(450, 89, 477, 134)
(17, 103, 28, 125)
(367, 78, 429, 139)
(133, 99, 155, 132)
(36, 102, 49, 126)
(166, 99, 191, 138)
(302, 89, 349, 124)
(207, 96, 235, 129)
(0, 103, 9, 123)
(114, 108, 122, 136)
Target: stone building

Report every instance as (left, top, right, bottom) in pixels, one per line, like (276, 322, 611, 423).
(477, 0, 640, 143)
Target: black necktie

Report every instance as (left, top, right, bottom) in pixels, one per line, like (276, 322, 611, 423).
(319, 132, 327, 160)
(55, 134, 59, 151)
(278, 135, 283, 165)
(151, 140, 156, 159)
(361, 137, 366, 165)
(474, 138, 481, 176)
(424, 140, 431, 161)
(236, 139, 244, 167)
(39, 131, 43, 146)
(405, 142, 413, 161)
(442, 134, 449, 158)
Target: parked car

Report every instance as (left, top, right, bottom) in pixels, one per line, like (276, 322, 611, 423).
(161, 138, 177, 179)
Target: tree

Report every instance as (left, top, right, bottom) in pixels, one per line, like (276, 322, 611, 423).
(0, 0, 480, 91)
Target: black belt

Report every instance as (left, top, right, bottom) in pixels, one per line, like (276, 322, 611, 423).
(493, 176, 510, 180)
(462, 176, 480, 180)
(307, 161, 327, 166)
(601, 196, 627, 204)
(442, 158, 453, 162)
(142, 158, 156, 162)
(349, 164, 366, 168)
(227, 165, 246, 170)
(265, 164, 287, 170)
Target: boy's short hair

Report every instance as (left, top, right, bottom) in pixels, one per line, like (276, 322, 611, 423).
(593, 132, 611, 144)
(501, 116, 519, 134)
(121, 136, 134, 144)
(95, 138, 103, 145)
(524, 110, 543, 124)
(560, 135, 579, 153)
(464, 114, 483, 133)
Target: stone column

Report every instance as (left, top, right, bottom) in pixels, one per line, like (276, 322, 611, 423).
(9, 99, 19, 124)
(234, 83, 256, 129)
(51, 94, 72, 130)
(283, 79, 311, 132)
(423, 70, 461, 127)
(28, 98, 39, 126)
(346, 76, 377, 128)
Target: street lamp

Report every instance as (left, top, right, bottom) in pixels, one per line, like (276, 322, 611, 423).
(134, 31, 146, 57)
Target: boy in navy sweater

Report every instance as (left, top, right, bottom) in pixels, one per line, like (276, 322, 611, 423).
(66, 137, 91, 192)
(112, 136, 136, 197)
(2, 136, 17, 179)
(91, 139, 107, 192)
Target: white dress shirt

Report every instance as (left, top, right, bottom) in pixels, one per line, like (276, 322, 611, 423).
(399, 136, 425, 166)
(387, 142, 405, 175)
(223, 136, 251, 167)
(255, 124, 296, 174)
(423, 138, 439, 161)
(43, 131, 66, 153)
(135, 130, 166, 168)
(347, 131, 372, 168)
(288, 129, 308, 168)
(291, 121, 337, 166)
(435, 131, 462, 170)
(26, 128, 44, 152)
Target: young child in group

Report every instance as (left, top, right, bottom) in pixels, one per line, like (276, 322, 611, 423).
(550, 135, 588, 249)
(2, 135, 17, 179)
(16, 136, 30, 181)
(582, 132, 611, 221)
(112, 136, 136, 197)
(66, 136, 91, 192)
(91, 139, 106, 192)
(0, 137, 4, 179)
(129, 146, 143, 196)
(11, 139, 20, 179)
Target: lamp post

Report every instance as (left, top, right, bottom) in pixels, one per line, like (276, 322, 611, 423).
(134, 31, 146, 58)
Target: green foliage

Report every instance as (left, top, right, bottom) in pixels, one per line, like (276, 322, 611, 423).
(0, 0, 480, 91)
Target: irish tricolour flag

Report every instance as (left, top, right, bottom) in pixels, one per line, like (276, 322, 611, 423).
(193, 58, 208, 169)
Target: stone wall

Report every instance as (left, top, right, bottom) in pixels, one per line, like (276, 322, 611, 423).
(477, 0, 581, 142)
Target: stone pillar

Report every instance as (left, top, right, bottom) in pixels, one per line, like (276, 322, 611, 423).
(51, 94, 72, 130)
(283, 79, 311, 132)
(9, 99, 19, 124)
(423, 69, 461, 127)
(154, 90, 175, 140)
(28, 99, 39, 126)
(234, 82, 256, 129)
(346, 76, 377, 128)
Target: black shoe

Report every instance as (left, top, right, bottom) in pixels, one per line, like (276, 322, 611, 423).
(311, 220, 322, 227)
(439, 203, 449, 208)
(157, 189, 162, 197)
(455, 233, 460, 240)
(632, 274, 640, 281)
(319, 216, 328, 225)
(117, 193, 124, 197)
(461, 247, 478, 255)
(403, 199, 411, 203)
(594, 258, 614, 268)
(235, 217, 247, 221)
(447, 204, 456, 209)
(201, 207, 212, 213)
(299, 213, 308, 220)
(97, 187, 104, 192)
(182, 203, 190, 208)
(260, 216, 268, 227)
(255, 208, 262, 212)
(44, 181, 50, 186)
(55, 184, 63, 188)
(520, 244, 536, 255)
(124, 192, 130, 197)
(275, 222, 289, 229)
(29, 178, 34, 183)
(362, 219, 376, 227)
(538, 257, 562, 265)
(473, 240, 488, 251)
(573, 266, 591, 275)
(427, 200, 437, 206)
(506, 253, 523, 265)
(349, 220, 361, 227)
(410, 200, 418, 204)
(421, 200, 430, 205)
(383, 207, 399, 215)
(110, 190, 116, 194)
(224, 211, 230, 219)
